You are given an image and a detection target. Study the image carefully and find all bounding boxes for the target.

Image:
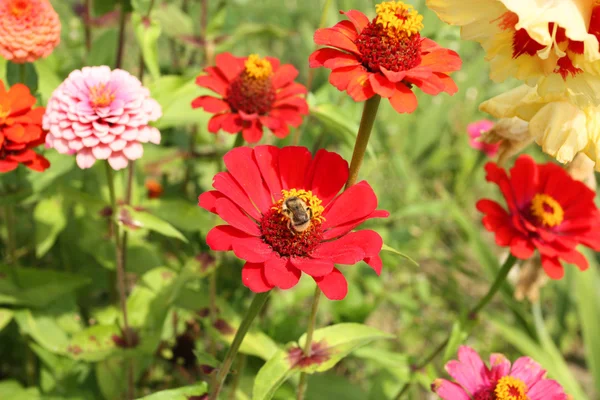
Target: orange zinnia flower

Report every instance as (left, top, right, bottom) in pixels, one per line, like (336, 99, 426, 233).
(0, 80, 49, 172)
(309, 1, 462, 113)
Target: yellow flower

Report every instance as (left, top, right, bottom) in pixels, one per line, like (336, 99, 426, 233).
(426, 0, 600, 106)
(480, 83, 600, 170)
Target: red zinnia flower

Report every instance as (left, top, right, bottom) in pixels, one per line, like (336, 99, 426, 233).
(309, 1, 461, 113)
(192, 53, 309, 143)
(477, 155, 600, 279)
(0, 80, 49, 172)
(198, 145, 388, 300)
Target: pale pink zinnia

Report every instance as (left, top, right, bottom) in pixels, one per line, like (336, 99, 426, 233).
(43, 66, 162, 170)
(467, 119, 499, 157)
(432, 346, 569, 400)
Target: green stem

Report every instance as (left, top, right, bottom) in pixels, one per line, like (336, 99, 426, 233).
(393, 254, 518, 399)
(209, 291, 270, 400)
(233, 132, 245, 148)
(296, 286, 322, 400)
(18, 64, 27, 85)
(4, 205, 17, 266)
(345, 95, 381, 189)
(115, 0, 127, 69)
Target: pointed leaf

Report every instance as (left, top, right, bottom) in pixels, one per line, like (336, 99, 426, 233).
(121, 206, 188, 242)
(382, 243, 419, 267)
(135, 383, 208, 400)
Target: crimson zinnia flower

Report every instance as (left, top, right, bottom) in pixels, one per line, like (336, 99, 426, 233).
(309, 1, 461, 113)
(0, 81, 49, 172)
(192, 53, 309, 143)
(477, 155, 600, 279)
(198, 145, 388, 300)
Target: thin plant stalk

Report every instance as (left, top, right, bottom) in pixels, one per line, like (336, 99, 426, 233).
(115, 0, 127, 69)
(84, 0, 93, 53)
(393, 254, 518, 399)
(296, 286, 322, 400)
(228, 354, 247, 400)
(209, 291, 271, 400)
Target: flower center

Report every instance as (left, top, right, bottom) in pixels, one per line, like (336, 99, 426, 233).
(494, 376, 529, 400)
(226, 54, 276, 115)
(89, 83, 115, 108)
(530, 193, 564, 227)
(354, 1, 423, 72)
(10, 0, 31, 16)
(260, 189, 325, 258)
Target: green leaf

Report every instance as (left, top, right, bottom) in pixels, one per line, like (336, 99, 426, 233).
(88, 30, 118, 67)
(34, 195, 67, 258)
(0, 380, 40, 400)
(6, 61, 38, 93)
(442, 321, 468, 362)
(146, 198, 212, 232)
(153, 4, 194, 40)
(132, 12, 162, 80)
(573, 254, 600, 395)
(0, 308, 13, 332)
(33, 57, 61, 103)
(93, 0, 118, 16)
(135, 383, 208, 400)
(121, 205, 188, 242)
(14, 309, 70, 355)
(253, 348, 295, 400)
(65, 324, 121, 362)
(25, 152, 76, 196)
(0, 266, 90, 308)
(381, 244, 419, 267)
(131, 0, 153, 14)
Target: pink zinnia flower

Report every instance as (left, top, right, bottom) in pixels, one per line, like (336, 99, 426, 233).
(432, 346, 569, 400)
(467, 119, 499, 157)
(43, 66, 162, 170)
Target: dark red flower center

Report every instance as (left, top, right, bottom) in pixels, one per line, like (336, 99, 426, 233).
(260, 189, 325, 258)
(226, 54, 276, 115)
(355, 2, 423, 72)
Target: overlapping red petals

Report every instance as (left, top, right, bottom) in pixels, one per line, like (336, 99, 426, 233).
(192, 53, 309, 143)
(198, 145, 388, 300)
(309, 10, 461, 113)
(0, 81, 49, 172)
(477, 155, 600, 279)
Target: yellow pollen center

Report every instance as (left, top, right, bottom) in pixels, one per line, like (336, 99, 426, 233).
(274, 189, 325, 223)
(89, 83, 115, 108)
(530, 193, 564, 227)
(10, 0, 31, 16)
(494, 376, 529, 400)
(375, 1, 423, 38)
(244, 54, 273, 80)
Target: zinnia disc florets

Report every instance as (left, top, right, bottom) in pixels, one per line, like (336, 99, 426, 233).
(355, 1, 423, 72)
(227, 54, 276, 115)
(494, 376, 528, 400)
(530, 193, 564, 227)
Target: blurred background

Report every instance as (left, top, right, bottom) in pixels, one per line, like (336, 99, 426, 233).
(0, 0, 598, 399)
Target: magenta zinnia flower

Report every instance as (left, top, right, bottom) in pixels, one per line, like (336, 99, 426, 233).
(43, 66, 162, 170)
(433, 346, 569, 400)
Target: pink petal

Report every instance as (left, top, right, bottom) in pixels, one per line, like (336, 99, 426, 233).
(76, 148, 96, 169)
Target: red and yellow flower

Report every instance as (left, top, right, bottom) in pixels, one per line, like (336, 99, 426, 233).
(309, 1, 461, 113)
(477, 155, 600, 279)
(192, 53, 309, 143)
(427, 0, 600, 106)
(0, 80, 49, 172)
(198, 145, 388, 300)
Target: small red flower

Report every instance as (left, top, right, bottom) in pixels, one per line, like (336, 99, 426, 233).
(0, 80, 49, 172)
(145, 178, 163, 199)
(477, 155, 600, 280)
(192, 53, 309, 143)
(309, 1, 461, 113)
(198, 146, 388, 300)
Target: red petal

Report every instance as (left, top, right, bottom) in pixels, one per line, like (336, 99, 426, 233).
(215, 52, 244, 82)
(314, 28, 360, 55)
(270, 106, 304, 127)
(347, 72, 375, 101)
(341, 10, 369, 33)
(510, 236, 535, 259)
(7, 84, 36, 115)
(309, 48, 361, 69)
(23, 153, 50, 172)
(213, 172, 262, 220)
(330, 20, 359, 40)
(322, 181, 377, 231)
(195, 74, 228, 96)
(276, 82, 308, 100)
(434, 72, 459, 95)
(290, 257, 334, 277)
(198, 190, 224, 213)
(329, 65, 365, 91)
(561, 250, 589, 272)
(278, 146, 312, 190)
(0, 159, 19, 172)
(207, 113, 229, 133)
(7, 148, 36, 162)
(254, 145, 283, 201)
(304, 149, 348, 206)
(233, 236, 274, 263)
(265, 56, 281, 71)
(314, 268, 348, 300)
(380, 66, 408, 83)
(272, 64, 299, 89)
(364, 255, 382, 275)
(221, 113, 244, 133)
(541, 256, 564, 279)
(310, 235, 366, 264)
(369, 74, 395, 98)
(510, 155, 539, 208)
(242, 262, 273, 292)
(224, 147, 273, 214)
(263, 256, 301, 289)
(273, 97, 309, 115)
(191, 96, 230, 113)
(206, 225, 251, 251)
(420, 41, 462, 73)
(215, 197, 261, 236)
(242, 119, 263, 143)
(389, 84, 418, 114)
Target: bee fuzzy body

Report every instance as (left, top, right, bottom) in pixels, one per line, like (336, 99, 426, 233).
(281, 196, 313, 233)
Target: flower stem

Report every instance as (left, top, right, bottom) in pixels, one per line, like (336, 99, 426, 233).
(345, 95, 381, 189)
(393, 254, 518, 399)
(296, 286, 322, 400)
(84, 0, 93, 54)
(19, 64, 27, 86)
(209, 291, 270, 400)
(3, 205, 17, 266)
(115, 0, 127, 69)
(105, 162, 134, 400)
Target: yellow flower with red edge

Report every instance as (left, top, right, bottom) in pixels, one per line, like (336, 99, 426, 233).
(426, 0, 600, 106)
